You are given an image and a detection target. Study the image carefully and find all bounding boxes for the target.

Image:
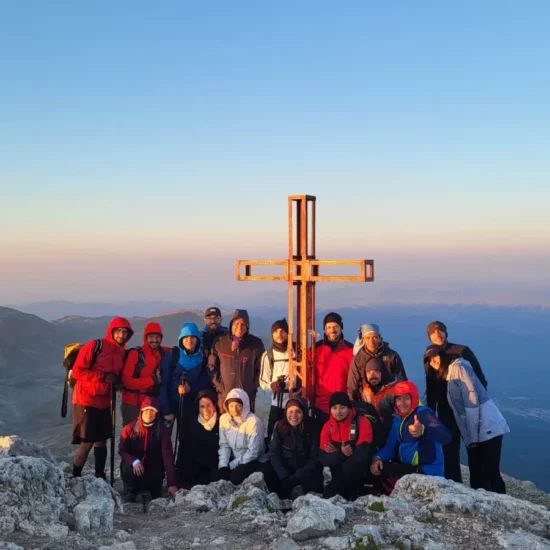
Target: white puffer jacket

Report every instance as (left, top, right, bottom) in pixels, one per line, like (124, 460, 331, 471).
(218, 388, 266, 470)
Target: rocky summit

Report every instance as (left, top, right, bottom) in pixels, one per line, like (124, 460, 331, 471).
(1, 435, 550, 549)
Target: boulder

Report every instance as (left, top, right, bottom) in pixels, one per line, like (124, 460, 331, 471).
(0, 435, 57, 465)
(74, 496, 114, 535)
(0, 455, 68, 537)
(286, 494, 346, 541)
(271, 537, 300, 550)
(393, 474, 550, 539)
(320, 536, 351, 550)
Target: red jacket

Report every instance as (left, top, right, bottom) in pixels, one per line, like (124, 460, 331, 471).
(72, 317, 133, 409)
(118, 397, 177, 488)
(313, 338, 354, 414)
(121, 322, 168, 407)
(320, 409, 373, 449)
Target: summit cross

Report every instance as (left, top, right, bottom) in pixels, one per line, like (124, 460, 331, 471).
(236, 195, 374, 406)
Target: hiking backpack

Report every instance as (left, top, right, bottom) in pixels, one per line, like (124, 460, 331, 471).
(61, 339, 102, 418)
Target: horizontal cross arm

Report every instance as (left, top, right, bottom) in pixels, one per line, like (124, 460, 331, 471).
(236, 260, 289, 281)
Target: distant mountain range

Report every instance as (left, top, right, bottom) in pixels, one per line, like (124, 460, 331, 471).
(0, 302, 549, 491)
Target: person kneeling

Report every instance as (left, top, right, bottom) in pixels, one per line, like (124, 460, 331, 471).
(119, 397, 178, 502)
(177, 389, 220, 488)
(370, 381, 451, 495)
(320, 392, 373, 500)
(263, 397, 322, 499)
(218, 388, 266, 485)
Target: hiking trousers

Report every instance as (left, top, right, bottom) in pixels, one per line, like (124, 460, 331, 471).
(466, 435, 506, 494)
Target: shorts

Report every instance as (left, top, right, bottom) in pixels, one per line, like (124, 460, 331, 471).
(72, 405, 112, 444)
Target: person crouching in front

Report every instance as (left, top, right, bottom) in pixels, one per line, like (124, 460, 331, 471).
(262, 397, 323, 499)
(118, 397, 178, 502)
(319, 392, 374, 500)
(217, 388, 266, 485)
(370, 381, 451, 495)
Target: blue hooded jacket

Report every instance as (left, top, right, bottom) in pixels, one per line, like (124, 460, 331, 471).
(159, 323, 214, 416)
(375, 380, 451, 476)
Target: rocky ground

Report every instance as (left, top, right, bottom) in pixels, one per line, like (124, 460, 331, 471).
(1, 435, 550, 550)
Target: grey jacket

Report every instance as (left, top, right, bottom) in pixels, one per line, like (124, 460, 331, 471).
(446, 358, 509, 446)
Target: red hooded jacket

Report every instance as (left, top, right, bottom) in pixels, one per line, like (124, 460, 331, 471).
(121, 322, 168, 407)
(393, 380, 420, 418)
(72, 317, 134, 409)
(118, 396, 177, 488)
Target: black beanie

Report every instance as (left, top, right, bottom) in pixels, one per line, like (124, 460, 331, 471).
(427, 321, 447, 338)
(285, 397, 308, 415)
(329, 391, 351, 409)
(365, 356, 385, 373)
(323, 312, 343, 330)
(423, 344, 444, 363)
(271, 318, 289, 334)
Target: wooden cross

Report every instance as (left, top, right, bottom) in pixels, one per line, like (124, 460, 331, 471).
(236, 195, 374, 406)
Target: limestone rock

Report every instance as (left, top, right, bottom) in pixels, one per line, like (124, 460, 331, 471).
(352, 525, 383, 544)
(320, 535, 350, 550)
(0, 543, 25, 550)
(73, 496, 114, 535)
(286, 494, 346, 541)
(97, 543, 137, 550)
(0, 435, 57, 465)
(497, 529, 550, 549)
(272, 537, 300, 550)
(393, 474, 550, 539)
(0, 455, 67, 537)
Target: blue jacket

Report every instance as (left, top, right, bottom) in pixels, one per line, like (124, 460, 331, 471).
(159, 323, 214, 416)
(375, 405, 451, 476)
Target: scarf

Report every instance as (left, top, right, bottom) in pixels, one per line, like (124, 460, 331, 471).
(231, 335, 244, 351)
(198, 412, 217, 432)
(271, 341, 288, 353)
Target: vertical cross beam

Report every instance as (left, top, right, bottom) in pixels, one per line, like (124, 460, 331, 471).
(288, 195, 317, 403)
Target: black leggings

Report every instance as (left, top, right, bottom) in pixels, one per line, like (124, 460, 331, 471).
(262, 461, 323, 498)
(120, 460, 164, 497)
(466, 435, 505, 494)
(217, 460, 262, 485)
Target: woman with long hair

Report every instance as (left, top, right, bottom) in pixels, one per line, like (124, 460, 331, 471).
(424, 345, 509, 493)
(263, 397, 323, 499)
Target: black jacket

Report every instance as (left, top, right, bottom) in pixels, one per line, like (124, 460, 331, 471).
(269, 419, 321, 481)
(178, 412, 220, 471)
(347, 343, 406, 400)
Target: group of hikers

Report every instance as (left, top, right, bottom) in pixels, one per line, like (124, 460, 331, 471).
(66, 306, 510, 503)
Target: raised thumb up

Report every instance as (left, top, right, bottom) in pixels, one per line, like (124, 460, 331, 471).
(408, 414, 423, 438)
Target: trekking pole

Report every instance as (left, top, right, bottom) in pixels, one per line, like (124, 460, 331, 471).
(173, 376, 185, 459)
(110, 380, 117, 487)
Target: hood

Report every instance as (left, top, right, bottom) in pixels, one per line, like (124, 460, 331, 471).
(105, 317, 134, 345)
(140, 396, 160, 413)
(195, 389, 219, 412)
(285, 396, 308, 416)
(143, 322, 163, 346)
(363, 355, 393, 386)
(224, 388, 251, 417)
(393, 381, 420, 418)
(229, 309, 250, 335)
(178, 322, 202, 353)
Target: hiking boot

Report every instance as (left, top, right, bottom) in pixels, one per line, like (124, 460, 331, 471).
(95, 472, 106, 480)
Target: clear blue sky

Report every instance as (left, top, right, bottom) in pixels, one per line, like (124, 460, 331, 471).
(1, 1, 549, 304)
